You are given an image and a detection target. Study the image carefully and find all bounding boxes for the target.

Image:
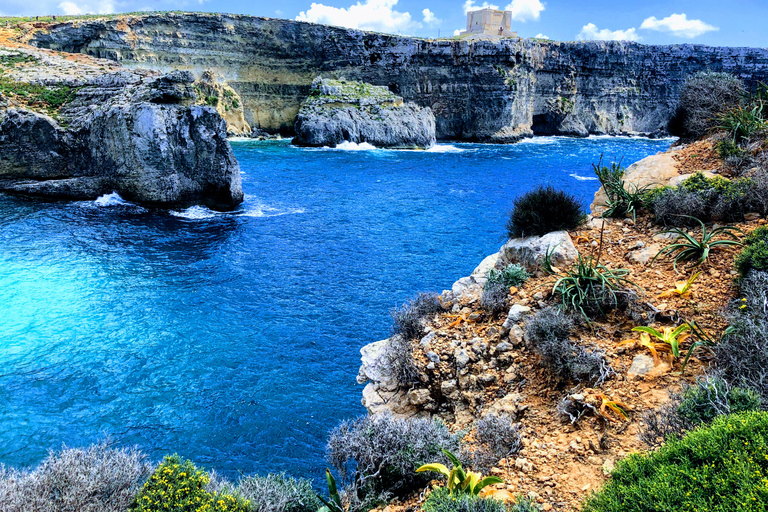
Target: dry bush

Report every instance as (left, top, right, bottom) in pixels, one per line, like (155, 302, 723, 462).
(670, 71, 744, 139)
(466, 414, 523, 472)
(0, 443, 152, 512)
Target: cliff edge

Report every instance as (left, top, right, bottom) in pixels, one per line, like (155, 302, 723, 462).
(0, 45, 243, 209)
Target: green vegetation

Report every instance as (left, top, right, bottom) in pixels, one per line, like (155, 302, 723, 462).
(593, 157, 647, 220)
(582, 412, 768, 512)
(677, 377, 761, 426)
(652, 216, 742, 269)
(486, 264, 529, 288)
(132, 454, 248, 512)
(0, 67, 79, 114)
(506, 185, 585, 238)
(735, 226, 768, 278)
(422, 487, 507, 512)
(416, 449, 503, 496)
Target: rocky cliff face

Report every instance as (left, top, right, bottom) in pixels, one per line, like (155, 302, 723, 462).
(293, 77, 435, 148)
(31, 13, 768, 141)
(0, 46, 242, 209)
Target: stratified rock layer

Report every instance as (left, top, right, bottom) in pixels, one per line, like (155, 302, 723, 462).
(31, 13, 768, 140)
(0, 47, 242, 209)
(293, 77, 435, 148)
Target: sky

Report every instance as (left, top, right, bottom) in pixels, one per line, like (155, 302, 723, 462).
(1, 0, 766, 48)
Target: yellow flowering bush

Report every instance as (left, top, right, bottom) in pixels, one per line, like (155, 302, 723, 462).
(131, 454, 248, 512)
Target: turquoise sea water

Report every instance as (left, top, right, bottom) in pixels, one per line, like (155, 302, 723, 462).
(0, 136, 672, 480)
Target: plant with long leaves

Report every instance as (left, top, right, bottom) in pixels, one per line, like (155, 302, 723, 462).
(681, 320, 735, 374)
(657, 271, 700, 300)
(416, 449, 503, 496)
(593, 156, 650, 221)
(317, 469, 344, 512)
(652, 216, 743, 270)
(549, 254, 635, 320)
(632, 324, 692, 360)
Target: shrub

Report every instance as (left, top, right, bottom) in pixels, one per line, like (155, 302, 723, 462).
(677, 376, 761, 426)
(736, 226, 768, 278)
(327, 413, 461, 511)
(391, 292, 445, 341)
(506, 185, 585, 238)
(486, 264, 529, 288)
(132, 454, 248, 512)
(718, 104, 767, 144)
(582, 412, 768, 512)
(237, 473, 321, 512)
(468, 414, 523, 471)
(714, 271, 768, 403)
(481, 279, 509, 315)
(423, 487, 507, 512)
(524, 307, 614, 384)
(669, 71, 744, 139)
(651, 216, 742, 270)
(0, 443, 152, 512)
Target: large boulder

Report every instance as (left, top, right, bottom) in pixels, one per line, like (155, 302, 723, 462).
(499, 231, 579, 273)
(0, 50, 242, 210)
(293, 77, 436, 149)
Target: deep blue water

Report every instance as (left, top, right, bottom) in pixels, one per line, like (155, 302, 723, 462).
(0, 136, 671, 481)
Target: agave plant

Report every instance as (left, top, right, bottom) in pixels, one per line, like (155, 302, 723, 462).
(592, 156, 650, 221)
(652, 216, 743, 270)
(317, 469, 344, 512)
(416, 449, 503, 496)
(657, 271, 701, 300)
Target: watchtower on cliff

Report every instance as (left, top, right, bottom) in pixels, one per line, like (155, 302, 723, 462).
(464, 9, 518, 38)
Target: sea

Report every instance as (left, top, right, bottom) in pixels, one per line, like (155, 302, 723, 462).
(0, 136, 672, 482)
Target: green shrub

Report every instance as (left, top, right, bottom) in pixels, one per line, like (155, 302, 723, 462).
(236, 473, 320, 512)
(486, 264, 529, 288)
(718, 104, 767, 144)
(677, 376, 761, 426)
(506, 185, 585, 238)
(205, 95, 218, 107)
(423, 487, 507, 512)
(669, 71, 744, 139)
(582, 411, 768, 512)
(716, 138, 745, 160)
(131, 454, 248, 512)
(736, 226, 768, 278)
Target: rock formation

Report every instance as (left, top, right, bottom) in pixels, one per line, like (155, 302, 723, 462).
(29, 13, 768, 141)
(293, 77, 435, 148)
(0, 46, 242, 209)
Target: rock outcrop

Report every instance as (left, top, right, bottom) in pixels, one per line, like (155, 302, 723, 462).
(293, 77, 435, 148)
(0, 46, 242, 209)
(29, 13, 768, 140)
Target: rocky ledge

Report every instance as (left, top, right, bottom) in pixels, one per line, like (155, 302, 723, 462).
(292, 77, 435, 149)
(0, 46, 243, 209)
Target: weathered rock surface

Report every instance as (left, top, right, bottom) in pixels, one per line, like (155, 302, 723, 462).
(293, 77, 435, 148)
(30, 13, 768, 140)
(499, 231, 579, 273)
(0, 47, 242, 209)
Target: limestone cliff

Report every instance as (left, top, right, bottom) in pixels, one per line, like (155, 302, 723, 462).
(0, 46, 242, 209)
(293, 77, 435, 148)
(30, 13, 768, 141)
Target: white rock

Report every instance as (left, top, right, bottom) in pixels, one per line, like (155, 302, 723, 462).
(499, 231, 578, 273)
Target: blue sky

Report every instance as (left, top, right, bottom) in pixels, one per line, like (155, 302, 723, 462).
(2, 0, 766, 47)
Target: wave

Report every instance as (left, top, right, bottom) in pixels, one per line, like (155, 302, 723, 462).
(425, 144, 464, 153)
(518, 137, 557, 145)
(94, 192, 130, 207)
(171, 202, 305, 220)
(333, 141, 379, 151)
(569, 173, 598, 181)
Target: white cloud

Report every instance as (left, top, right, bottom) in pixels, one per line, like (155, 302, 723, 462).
(57, 0, 115, 14)
(463, 0, 499, 14)
(577, 23, 641, 42)
(534, 33, 548, 39)
(504, 0, 544, 22)
(422, 8, 439, 25)
(453, 28, 462, 36)
(296, 0, 419, 33)
(640, 13, 718, 38)
(274, 9, 284, 16)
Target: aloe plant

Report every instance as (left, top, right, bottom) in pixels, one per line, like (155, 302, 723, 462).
(652, 216, 742, 270)
(317, 469, 344, 512)
(632, 324, 692, 359)
(416, 449, 503, 496)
